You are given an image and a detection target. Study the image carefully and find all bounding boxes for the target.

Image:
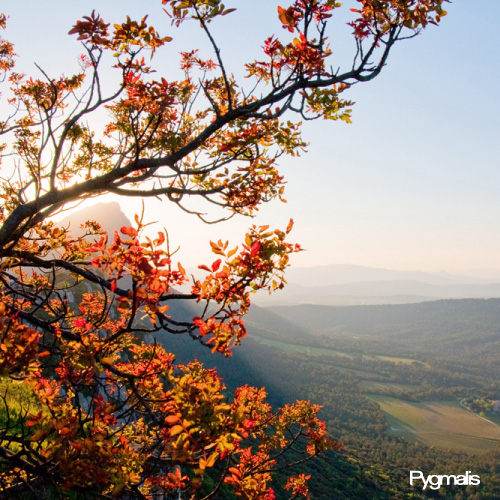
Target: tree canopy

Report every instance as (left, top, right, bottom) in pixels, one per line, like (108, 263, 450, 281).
(0, 1, 447, 498)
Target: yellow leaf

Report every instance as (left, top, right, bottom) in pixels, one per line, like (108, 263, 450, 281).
(205, 451, 218, 468)
(29, 429, 46, 442)
(170, 424, 184, 436)
(227, 246, 238, 258)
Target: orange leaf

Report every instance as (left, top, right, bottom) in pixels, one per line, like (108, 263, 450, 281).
(120, 226, 138, 237)
(165, 414, 180, 424)
(178, 262, 186, 275)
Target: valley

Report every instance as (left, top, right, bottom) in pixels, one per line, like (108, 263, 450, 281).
(252, 329, 500, 454)
(227, 297, 500, 498)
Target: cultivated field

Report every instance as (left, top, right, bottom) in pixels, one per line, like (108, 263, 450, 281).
(253, 335, 424, 365)
(358, 380, 418, 392)
(369, 396, 500, 454)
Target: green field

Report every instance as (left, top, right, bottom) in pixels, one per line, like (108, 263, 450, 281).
(253, 335, 425, 366)
(253, 337, 352, 358)
(369, 396, 500, 454)
(358, 380, 418, 392)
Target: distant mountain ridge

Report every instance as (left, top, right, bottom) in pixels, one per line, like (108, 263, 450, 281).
(252, 279, 500, 306)
(283, 264, 496, 286)
(252, 264, 500, 306)
(268, 298, 500, 341)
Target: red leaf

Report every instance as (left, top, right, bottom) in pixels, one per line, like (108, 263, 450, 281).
(250, 241, 261, 257)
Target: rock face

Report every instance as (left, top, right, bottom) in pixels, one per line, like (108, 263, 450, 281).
(56, 201, 131, 237)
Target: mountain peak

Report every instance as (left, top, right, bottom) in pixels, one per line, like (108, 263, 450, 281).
(56, 202, 131, 237)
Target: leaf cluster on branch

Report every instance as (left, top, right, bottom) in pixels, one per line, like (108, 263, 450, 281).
(0, 0, 447, 498)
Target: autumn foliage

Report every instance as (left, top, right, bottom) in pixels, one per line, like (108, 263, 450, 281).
(0, 1, 446, 498)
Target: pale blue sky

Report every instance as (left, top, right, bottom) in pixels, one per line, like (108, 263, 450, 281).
(2, 1, 500, 271)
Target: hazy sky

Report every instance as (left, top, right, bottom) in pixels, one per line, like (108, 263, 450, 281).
(3, 1, 500, 271)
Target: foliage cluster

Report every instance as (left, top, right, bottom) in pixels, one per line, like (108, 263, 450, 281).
(0, 1, 446, 497)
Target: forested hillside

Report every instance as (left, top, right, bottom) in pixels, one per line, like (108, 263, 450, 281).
(268, 299, 500, 349)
